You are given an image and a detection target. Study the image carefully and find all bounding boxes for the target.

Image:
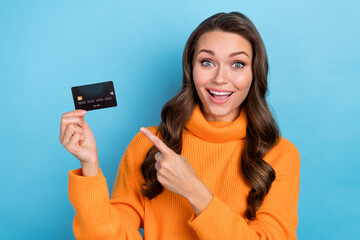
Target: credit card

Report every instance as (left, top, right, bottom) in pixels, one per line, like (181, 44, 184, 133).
(71, 81, 117, 111)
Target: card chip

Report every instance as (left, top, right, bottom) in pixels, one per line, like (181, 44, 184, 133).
(77, 96, 83, 101)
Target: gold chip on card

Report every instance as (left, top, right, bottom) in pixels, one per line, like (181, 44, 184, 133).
(77, 96, 83, 101)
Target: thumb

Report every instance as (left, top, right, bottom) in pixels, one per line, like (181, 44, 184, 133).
(79, 115, 90, 128)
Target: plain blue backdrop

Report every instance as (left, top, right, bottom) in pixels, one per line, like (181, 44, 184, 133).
(1, 0, 359, 239)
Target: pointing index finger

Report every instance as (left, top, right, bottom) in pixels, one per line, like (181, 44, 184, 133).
(140, 127, 173, 156)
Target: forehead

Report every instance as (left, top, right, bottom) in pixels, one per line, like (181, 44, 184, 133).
(195, 30, 253, 59)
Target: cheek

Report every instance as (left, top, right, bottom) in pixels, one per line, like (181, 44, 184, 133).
(192, 68, 199, 86)
(192, 68, 203, 98)
(232, 70, 253, 90)
(192, 66, 206, 88)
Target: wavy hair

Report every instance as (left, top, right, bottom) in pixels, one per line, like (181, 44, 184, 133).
(141, 11, 280, 220)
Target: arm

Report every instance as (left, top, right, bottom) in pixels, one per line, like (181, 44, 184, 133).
(187, 138, 300, 240)
(68, 144, 145, 240)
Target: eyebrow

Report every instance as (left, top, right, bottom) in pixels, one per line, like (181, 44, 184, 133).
(197, 49, 250, 58)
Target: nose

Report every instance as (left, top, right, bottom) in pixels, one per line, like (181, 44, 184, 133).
(212, 64, 228, 84)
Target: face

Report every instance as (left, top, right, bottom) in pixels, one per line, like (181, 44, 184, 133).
(192, 30, 253, 121)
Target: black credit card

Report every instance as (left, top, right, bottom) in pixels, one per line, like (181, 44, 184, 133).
(71, 81, 117, 111)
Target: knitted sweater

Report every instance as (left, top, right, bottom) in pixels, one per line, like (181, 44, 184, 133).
(68, 103, 300, 240)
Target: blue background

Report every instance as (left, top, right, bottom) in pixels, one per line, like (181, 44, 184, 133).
(1, 0, 359, 239)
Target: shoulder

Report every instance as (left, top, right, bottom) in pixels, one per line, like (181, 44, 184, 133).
(118, 126, 159, 182)
(121, 126, 159, 167)
(263, 136, 300, 176)
(125, 126, 159, 156)
(128, 126, 159, 148)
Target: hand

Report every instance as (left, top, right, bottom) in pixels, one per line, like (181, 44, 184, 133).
(59, 110, 99, 175)
(140, 127, 213, 215)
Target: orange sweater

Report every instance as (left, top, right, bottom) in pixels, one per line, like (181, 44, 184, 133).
(68, 103, 300, 240)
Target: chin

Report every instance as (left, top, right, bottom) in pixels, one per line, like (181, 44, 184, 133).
(208, 107, 228, 115)
(205, 105, 233, 120)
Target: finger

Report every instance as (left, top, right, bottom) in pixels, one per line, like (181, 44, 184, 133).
(65, 132, 81, 152)
(154, 152, 163, 163)
(155, 162, 160, 171)
(61, 124, 85, 146)
(140, 127, 173, 156)
(62, 109, 87, 118)
(62, 124, 84, 146)
(78, 134, 85, 146)
(60, 109, 86, 136)
(60, 116, 86, 142)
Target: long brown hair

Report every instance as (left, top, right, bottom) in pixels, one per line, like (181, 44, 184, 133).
(141, 12, 280, 220)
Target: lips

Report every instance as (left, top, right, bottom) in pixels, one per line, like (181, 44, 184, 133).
(207, 90, 233, 98)
(206, 88, 234, 98)
(206, 88, 234, 104)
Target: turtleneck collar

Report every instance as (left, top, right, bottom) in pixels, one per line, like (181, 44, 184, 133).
(184, 103, 247, 143)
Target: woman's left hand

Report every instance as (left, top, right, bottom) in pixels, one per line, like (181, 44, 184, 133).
(140, 127, 213, 215)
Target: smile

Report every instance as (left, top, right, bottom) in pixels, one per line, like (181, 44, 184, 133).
(207, 89, 233, 104)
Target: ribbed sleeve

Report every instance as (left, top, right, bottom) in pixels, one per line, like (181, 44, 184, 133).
(68, 148, 145, 239)
(187, 138, 300, 240)
(188, 195, 253, 239)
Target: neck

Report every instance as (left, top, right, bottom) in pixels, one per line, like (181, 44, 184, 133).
(184, 103, 247, 143)
(200, 104, 242, 122)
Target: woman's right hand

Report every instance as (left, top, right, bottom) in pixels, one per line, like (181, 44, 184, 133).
(59, 109, 99, 176)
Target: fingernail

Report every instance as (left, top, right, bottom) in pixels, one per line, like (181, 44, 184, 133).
(140, 127, 145, 132)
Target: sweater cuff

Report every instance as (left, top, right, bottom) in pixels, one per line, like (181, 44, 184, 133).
(68, 168, 110, 206)
(69, 168, 102, 178)
(187, 195, 249, 239)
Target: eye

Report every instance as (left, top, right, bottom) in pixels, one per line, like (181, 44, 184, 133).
(201, 60, 214, 67)
(232, 61, 245, 69)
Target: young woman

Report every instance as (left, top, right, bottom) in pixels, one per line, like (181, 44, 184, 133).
(60, 12, 300, 240)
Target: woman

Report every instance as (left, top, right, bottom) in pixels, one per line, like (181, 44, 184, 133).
(60, 12, 300, 239)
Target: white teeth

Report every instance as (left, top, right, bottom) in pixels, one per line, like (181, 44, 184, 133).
(209, 90, 233, 96)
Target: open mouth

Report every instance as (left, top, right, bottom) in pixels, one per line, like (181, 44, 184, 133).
(207, 89, 234, 99)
